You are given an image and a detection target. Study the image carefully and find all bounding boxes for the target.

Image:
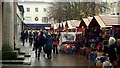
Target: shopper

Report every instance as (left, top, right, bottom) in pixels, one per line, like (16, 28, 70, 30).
(33, 30, 38, 41)
(29, 31, 33, 46)
(44, 33, 53, 59)
(108, 37, 118, 68)
(25, 30, 28, 42)
(36, 31, 46, 60)
(53, 35, 59, 54)
(21, 30, 25, 46)
(102, 40, 109, 55)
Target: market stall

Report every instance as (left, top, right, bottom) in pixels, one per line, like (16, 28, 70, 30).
(59, 32, 77, 54)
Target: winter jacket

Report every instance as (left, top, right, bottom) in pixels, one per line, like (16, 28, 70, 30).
(108, 44, 117, 63)
(21, 31, 25, 39)
(38, 35, 46, 47)
(45, 35, 53, 50)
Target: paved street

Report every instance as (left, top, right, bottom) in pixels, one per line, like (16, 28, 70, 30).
(2, 40, 95, 67)
(1, 1, 120, 68)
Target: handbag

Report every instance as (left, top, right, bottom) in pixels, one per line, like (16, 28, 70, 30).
(53, 41, 58, 46)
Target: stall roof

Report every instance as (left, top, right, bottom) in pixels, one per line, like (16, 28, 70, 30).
(94, 16, 110, 28)
(62, 21, 66, 27)
(82, 18, 90, 26)
(100, 15, 119, 26)
(87, 17, 93, 22)
(67, 20, 76, 29)
(59, 23, 62, 27)
(53, 24, 58, 29)
(69, 20, 81, 27)
(52, 23, 60, 29)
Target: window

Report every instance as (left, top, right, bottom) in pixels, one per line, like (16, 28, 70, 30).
(42, 17, 48, 23)
(35, 8, 38, 12)
(26, 8, 30, 12)
(25, 17, 31, 21)
(43, 8, 46, 12)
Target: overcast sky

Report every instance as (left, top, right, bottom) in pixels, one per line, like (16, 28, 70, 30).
(1, 0, 119, 2)
(21, 0, 119, 2)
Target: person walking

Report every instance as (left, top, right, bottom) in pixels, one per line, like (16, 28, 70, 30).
(25, 30, 28, 42)
(29, 31, 33, 46)
(33, 30, 38, 41)
(33, 34, 38, 57)
(53, 35, 59, 54)
(21, 30, 25, 46)
(35, 31, 46, 60)
(44, 33, 53, 59)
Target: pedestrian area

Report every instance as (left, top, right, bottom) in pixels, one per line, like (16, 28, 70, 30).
(2, 41, 94, 67)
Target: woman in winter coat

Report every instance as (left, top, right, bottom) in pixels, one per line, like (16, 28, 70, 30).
(53, 35, 59, 54)
(108, 37, 118, 67)
(44, 34, 53, 59)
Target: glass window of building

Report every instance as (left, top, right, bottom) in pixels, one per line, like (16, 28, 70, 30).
(43, 8, 47, 12)
(25, 17, 31, 21)
(42, 17, 48, 23)
(35, 8, 38, 12)
(27, 8, 30, 12)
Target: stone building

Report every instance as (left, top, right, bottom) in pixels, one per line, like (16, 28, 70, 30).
(18, 2, 53, 24)
(0, 1, 26, 63)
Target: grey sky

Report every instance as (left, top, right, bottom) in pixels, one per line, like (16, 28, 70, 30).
(21, 0, 119, 2)
(1, 0, 119, 2)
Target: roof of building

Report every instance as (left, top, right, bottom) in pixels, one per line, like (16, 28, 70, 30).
(67, 20, 74, 29)
(94, 16, 107, 28)
(87, 17, 93, 22)
(82, 18, 90, 26)
(69, 20, 80, 27)
(100, 15, 119, 26)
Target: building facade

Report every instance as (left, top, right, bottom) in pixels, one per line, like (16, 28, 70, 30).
(16, 4, 24, 48)
(18, 2, 53, 24)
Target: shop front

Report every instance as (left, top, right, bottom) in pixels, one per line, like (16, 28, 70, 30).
(24, 24, 51, 30)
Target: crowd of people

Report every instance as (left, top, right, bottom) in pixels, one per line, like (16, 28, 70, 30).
(20, 30, 59, 60)
(20, 29, 120, 68)
(78, 35, 120, 68)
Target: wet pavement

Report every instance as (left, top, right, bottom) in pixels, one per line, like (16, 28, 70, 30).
(2, 40, 95, 67)
(30, 53, 94, 66)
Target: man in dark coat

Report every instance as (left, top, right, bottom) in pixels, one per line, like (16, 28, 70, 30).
(33, 30, 38, 40)
(21, 30, 25, 46)
(35, 31, 46, 60)
(29, 31, 33, 46)
(25, 30, 28, 42)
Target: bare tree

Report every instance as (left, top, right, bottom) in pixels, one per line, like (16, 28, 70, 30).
(48, 2, 109, 22)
